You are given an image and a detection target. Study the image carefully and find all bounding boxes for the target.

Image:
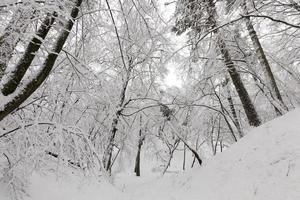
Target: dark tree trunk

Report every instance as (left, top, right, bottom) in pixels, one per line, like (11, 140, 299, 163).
(182, 144, 186, 170)
(223, 77, 243, 138)
(188, 146, 202, 166)
(170, 121, 203, 166)
(163, 138, 180, 175)
(242, 1, 287, 115)
(226, 88, 243, 137)
(103, 67, 132, 172)
(216, 36, 261, 127)
(207, 0, 261, 127)
(134, 144, 141, 176)
(220, 140, 223, 152)
(0, 7, 33, 80)
(134, 126, 144, 176)
(0, 0, 83, 121)
(2, 12, 57, 96)
(213, 117, 221, 155)
(212, 81, 238, 142)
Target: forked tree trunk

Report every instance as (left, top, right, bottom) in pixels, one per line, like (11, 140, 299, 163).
(0, 0, 83, 121)
(242, 1, 287, 115)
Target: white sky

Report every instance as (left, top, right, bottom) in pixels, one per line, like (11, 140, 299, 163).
(164, 63, 183, 88)
(159, 0, 184, 88)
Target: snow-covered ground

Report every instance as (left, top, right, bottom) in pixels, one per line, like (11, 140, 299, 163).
(1, 108, 300, 200)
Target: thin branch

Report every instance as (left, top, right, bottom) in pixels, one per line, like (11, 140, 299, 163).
(243, 14, 300, 29)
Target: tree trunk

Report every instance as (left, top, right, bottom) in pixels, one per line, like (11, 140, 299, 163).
(242, 1, 287, 115)
(103, 68, 132, 172)
(233, 33, 285, 115)
(168, 121, 202, 166)
(0, 7, 33, 80)
(2, 12, 57, 96)
(134, 118, 144, 176)
(206, 0, 261, 127)
(162, 137, 180, 175)
(182, 144, 186, 170)
(0, 0, 83, 121)
(224, 77, 243, 137)
(216, 35, 261, 126)
(212, 80, 238, 142)
(220, 140, 223, 152)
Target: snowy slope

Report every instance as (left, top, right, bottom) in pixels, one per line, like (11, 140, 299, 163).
(0, 171, 129, 200)
(123, 108, 300, 200)
(1, 108, 300, 200)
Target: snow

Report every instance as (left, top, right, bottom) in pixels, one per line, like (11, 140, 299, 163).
(1, 108, 300, 200)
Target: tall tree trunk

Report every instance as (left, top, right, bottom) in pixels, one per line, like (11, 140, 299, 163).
(242, 1, 287, 115)
(224, 77, 243, 138)
(208, 0, 261, 127)
(217, 36, 261, 126)
(0, 0, 83, 121)
(103, 67, 132, 172)
(210, 116, 216, 154)
(219, 140, 223, 152)
(233, 32, 285, 115)
(134, 116, 145, 176)
(182, 144, 186, 170)
(0, 7, 33, 80)
(213, 117, 221, 155)
(162, 138, 180, 175)
(1, 12, 57, 96)
(212, 80, 238, 142)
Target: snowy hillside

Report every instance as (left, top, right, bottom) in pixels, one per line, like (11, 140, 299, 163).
(124, 108, 300, 200)
(2, 108, 300, 200)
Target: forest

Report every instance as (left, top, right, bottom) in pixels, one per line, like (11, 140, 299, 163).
(0, 0, 300, 199)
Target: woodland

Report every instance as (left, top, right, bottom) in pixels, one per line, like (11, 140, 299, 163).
(0, 0, 300, 199)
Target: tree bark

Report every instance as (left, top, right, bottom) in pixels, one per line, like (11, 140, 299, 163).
(216, 36, 261, 126)
(168, 121, 202, 166)
(2, 12, 57, 96)
(182, 144, 186, 170)
(207, 0, 261, 127)
(103, 67, 132, 172)
(242, 1, 287, 115)
(0, 0, 83, 121)
(134, 117, 144, 176)
(223, 77, 243, 137)
(0, 7, 34, 80)
(213, 117, 221, 155)
(212, 80, 238, 142)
